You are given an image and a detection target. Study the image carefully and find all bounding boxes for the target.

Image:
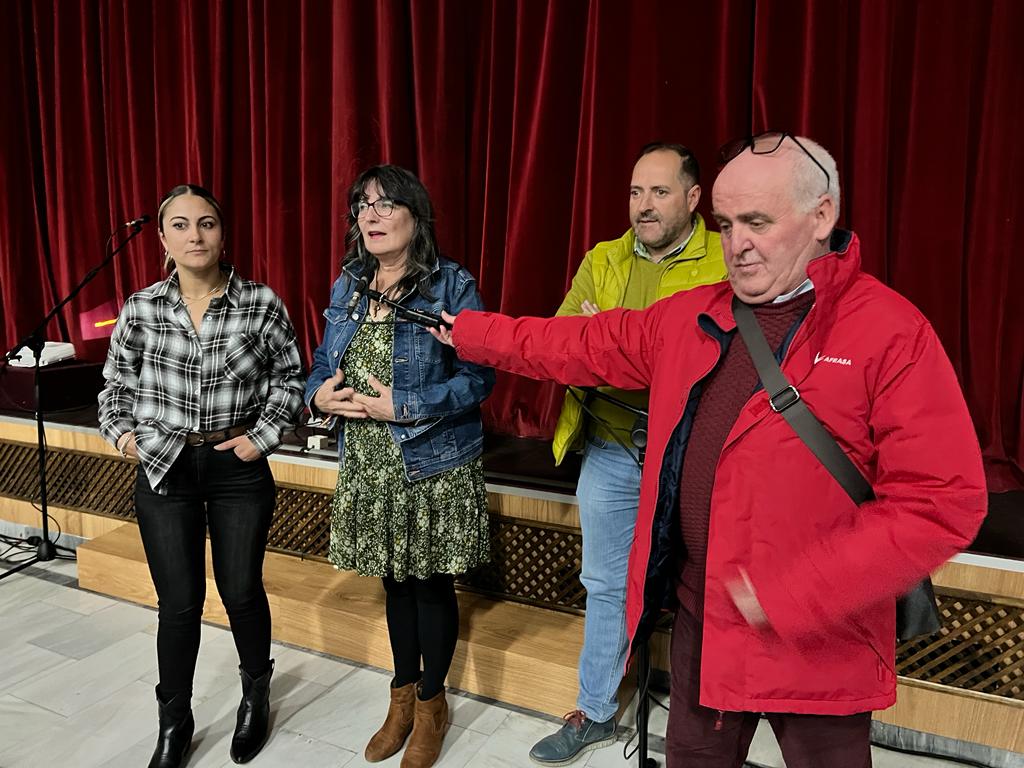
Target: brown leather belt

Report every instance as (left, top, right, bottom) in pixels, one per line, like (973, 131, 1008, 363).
(184, 422, 254, 447)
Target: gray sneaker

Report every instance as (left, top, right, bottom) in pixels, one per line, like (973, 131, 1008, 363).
(529, 710, 617, 766)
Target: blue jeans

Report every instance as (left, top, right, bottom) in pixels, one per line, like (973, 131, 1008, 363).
(576, 436, 642, 722)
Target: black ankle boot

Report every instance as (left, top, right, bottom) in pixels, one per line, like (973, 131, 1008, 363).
(149, 688, 194, 768)
(230, 659, 274, 763)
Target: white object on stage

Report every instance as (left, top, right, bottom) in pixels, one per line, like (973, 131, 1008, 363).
(9, 341, 77, 367)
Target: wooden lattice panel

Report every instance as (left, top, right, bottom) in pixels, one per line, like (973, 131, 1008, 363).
(268, 486, 332, 556)
(0, 440, 135, 519)
(458, 518, 586, 611)
(896, 592, 1024, 700)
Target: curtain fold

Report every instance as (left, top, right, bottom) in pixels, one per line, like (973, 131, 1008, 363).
(0, 0, 1019, 489)
(751, 0, 1023, 490)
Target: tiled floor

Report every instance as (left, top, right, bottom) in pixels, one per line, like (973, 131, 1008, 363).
(0, 556, 964, 768)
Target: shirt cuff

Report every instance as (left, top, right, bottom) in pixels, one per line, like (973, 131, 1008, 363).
(246, 423, 280, 456)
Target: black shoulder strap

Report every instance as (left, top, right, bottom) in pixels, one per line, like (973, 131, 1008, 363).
(731, 296, 874, 505)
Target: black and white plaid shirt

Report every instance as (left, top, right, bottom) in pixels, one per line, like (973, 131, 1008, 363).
(98, 265, 305, 492)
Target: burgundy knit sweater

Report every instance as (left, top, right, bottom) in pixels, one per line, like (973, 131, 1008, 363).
(676, 291, 815, 618)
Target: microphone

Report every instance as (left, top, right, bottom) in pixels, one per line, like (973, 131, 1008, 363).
(124, 215, 151, 228)
(345, 274, 370, 318)
(362, 287, 451, 330)
(394, 304, 451, 330)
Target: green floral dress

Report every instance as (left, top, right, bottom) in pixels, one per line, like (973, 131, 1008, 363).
(328, 318, 490, 580)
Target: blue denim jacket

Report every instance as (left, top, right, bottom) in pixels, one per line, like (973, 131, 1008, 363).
(305, 257, 495, 481)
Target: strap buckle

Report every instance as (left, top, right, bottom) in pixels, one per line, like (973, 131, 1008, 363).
(769, 385, 801, 413)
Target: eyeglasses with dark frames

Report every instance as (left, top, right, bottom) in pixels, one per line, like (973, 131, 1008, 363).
(350, 198, 401, 219)
(719, 132, 830, 194)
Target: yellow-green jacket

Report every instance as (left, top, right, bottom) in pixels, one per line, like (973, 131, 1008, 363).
(551, 213, 726, 464)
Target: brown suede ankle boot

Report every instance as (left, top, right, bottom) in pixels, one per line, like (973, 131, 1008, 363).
(399, 688, 449, 768)
(364, 680, 417, 762)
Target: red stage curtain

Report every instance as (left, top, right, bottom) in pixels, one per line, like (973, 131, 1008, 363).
(0, 0, 1020, 490)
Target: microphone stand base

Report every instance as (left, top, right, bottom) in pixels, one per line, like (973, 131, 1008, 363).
(0, 537, 58, 581)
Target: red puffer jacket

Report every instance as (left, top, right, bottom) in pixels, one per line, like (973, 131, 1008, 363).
(453, 231, 986, 715)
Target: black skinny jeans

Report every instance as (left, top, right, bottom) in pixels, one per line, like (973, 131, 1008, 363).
(135, 443, 276, 698)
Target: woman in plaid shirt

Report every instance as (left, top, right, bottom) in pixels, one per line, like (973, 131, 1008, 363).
(98, 184, 304, 768)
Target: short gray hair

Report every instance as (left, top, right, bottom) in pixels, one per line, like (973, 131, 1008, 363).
(790, 136, 840, 223)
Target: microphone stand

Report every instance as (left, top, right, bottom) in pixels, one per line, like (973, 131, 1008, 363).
(578, 387, 655, 768)
(0, 220, 148, 580)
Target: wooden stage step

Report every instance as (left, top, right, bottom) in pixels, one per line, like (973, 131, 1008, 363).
(77, 523, 584, 718)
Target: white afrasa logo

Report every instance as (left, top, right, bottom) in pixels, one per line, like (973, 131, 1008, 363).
(814, 351, 852, 366)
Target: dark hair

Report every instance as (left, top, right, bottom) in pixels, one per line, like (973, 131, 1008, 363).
(343, 165, 439, 300)
(636, 142, 701, 187)
(157, 184, 225, 232)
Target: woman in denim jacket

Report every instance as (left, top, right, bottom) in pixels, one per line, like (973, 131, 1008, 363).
(305, 165, 494, 768)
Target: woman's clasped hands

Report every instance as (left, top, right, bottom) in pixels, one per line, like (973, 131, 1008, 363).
(313, 367, 396, 421)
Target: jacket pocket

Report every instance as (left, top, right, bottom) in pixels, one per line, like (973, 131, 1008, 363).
(392, 417, 444, 443)
(324, 306, 347, 325)
(849, 604, 897, 679)
(429, 425, 457, 458)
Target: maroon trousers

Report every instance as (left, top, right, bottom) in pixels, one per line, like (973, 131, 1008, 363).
(666, 607, 873, 768)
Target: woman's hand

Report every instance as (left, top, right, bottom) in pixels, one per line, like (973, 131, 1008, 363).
(313, 368, 368, 419)
(580, 299, 600, 316)
(428, 310, 458, 347)
(215, 434, 262, 461)
(352, 375, 396, 421)
(116, 431, 138, 459)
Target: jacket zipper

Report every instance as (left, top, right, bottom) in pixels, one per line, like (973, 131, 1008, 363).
(637, 354, 718, 638)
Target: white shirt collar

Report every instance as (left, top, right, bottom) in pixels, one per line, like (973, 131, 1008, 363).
(772, 278, 814, 303)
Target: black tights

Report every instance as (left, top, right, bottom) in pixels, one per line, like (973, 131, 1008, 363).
(382, 573, 459, 700)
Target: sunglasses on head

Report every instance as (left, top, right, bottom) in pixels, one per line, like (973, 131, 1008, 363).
(718, 131, 830, 192)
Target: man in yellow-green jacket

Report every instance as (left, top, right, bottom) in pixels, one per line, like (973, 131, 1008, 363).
(531, 143, 726, 766)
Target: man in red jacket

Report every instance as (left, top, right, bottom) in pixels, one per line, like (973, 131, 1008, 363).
(432, 133, 986, 767)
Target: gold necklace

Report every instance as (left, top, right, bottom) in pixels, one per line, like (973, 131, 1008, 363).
(181, 279, 226, 306)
